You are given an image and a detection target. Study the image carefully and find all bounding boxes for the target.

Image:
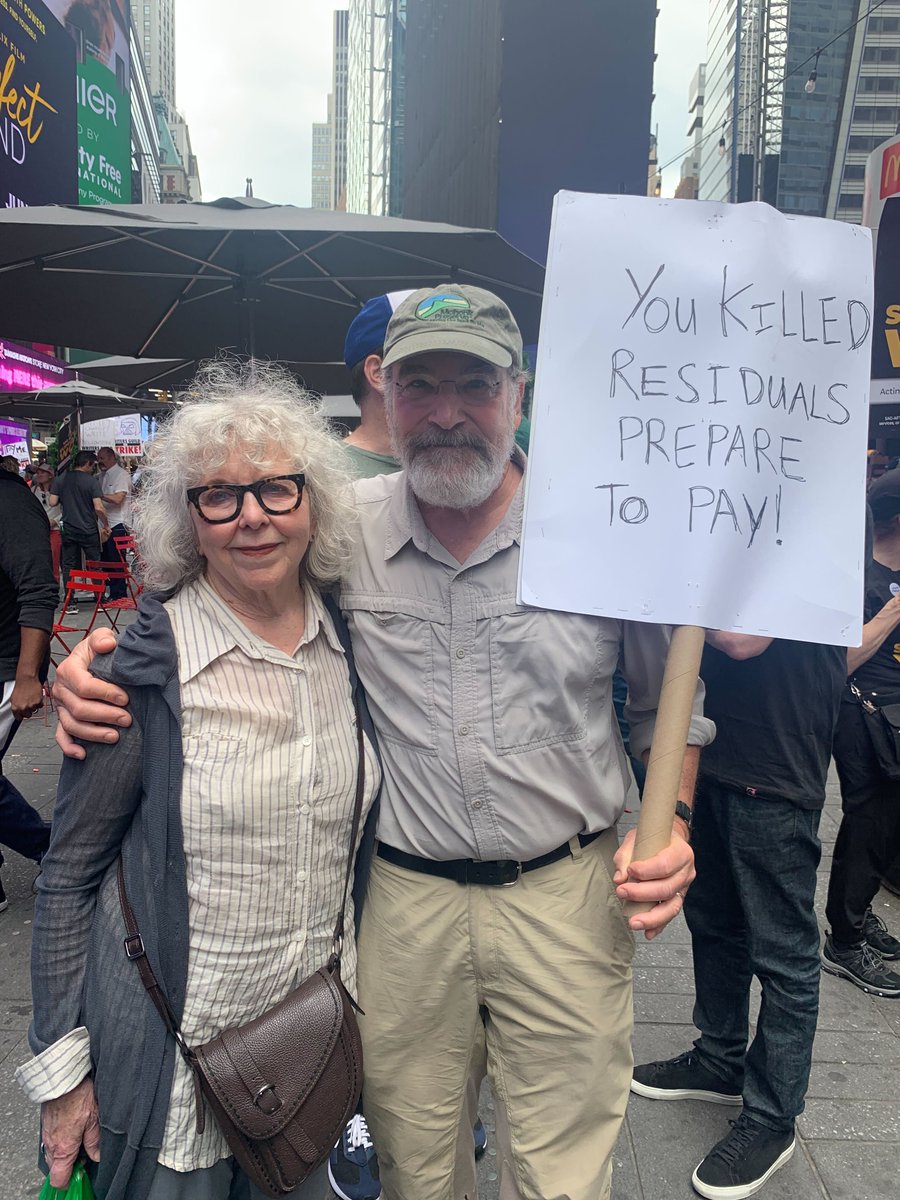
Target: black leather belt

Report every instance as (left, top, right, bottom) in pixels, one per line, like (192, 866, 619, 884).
(376, 830, 604, 887)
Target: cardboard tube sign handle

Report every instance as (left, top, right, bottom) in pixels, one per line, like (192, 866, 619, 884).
(624, 624, 706, 918)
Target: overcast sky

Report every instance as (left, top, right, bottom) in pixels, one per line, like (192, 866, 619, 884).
(175, 1, 709, 207)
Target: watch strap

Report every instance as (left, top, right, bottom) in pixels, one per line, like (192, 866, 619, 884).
(674, 800, 693, 832)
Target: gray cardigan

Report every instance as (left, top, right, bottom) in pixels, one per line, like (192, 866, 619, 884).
(29, 590, 377, 1200)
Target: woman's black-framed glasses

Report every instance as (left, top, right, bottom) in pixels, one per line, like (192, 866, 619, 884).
(186, 474, 306, 524)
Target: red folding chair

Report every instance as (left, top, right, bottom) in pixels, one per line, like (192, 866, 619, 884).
(85, 561, 139, 629)
(51, 570, 109, 665)
(111, 534, 144, 596)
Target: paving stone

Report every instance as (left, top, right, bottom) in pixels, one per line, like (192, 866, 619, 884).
(816, 975, 896, 1032)
(812, 1028, 900, 1065)
(0, 1033, 43, 1197)
(799, 1098, 899, 1142)
(632, 966, 695, 995)
(806, 1140, 900, 1200)
(806, 1061, 900, 1100)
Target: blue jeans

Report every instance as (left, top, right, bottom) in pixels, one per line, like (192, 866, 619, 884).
(685, 779, 822, 1132)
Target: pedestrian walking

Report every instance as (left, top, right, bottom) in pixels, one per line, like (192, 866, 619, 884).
(49, 452, 110, 611)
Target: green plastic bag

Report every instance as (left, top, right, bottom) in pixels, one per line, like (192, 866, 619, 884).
(38, 1163, 96, 1200)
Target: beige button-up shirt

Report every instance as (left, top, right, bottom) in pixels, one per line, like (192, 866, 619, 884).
(342, 453, 713, 862)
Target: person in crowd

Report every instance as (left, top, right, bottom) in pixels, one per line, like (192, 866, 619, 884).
(822, 467, 900, 997)
(96, 447, 133, 600)
(17, 366, 379, 1200)
(632, 630, 845, 1199)
(32, 465, 63, 587)
(49, 451, 110, 611)
(0, 463, 56, 913)
(342, 291, 410, 479)
(53, 287, 711, 1200)
(1, 454, 22, 474)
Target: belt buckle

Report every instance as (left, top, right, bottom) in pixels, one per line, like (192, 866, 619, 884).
(500, 861, 523, 887)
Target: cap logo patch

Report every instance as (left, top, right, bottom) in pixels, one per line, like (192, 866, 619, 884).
(416, 292, 473, 323)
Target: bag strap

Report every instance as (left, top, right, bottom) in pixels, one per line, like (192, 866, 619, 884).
(116, 690, 367, 1130)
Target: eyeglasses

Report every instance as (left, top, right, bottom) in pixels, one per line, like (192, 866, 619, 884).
(395, 375, 503, 402)
(186, 474, 306, 524)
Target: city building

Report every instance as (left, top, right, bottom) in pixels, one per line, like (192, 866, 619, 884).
(311, 116, 333, 209)
(699, 0, 899, 220)
(140, 0, 177, 116)
(346, 1, 406, 215)
(401, 0, 657, 264)
(828, 1, 900, 223)
(130, 16, 163, 202)
(332, 9, 349, 210)
(676, 64, 706, 200)
(648, 134, 662, 198)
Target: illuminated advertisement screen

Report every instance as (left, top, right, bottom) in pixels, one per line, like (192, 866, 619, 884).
(0, 338, 72, 391)
(45, 1, 131, 205)
(0, 417, 31, 462)
(0, 0, 77, 206)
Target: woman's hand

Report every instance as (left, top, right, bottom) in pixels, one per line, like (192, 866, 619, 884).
(41, 1077, 101, 1189)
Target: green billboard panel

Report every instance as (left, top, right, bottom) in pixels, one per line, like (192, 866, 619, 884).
(77, 56, 129, 204)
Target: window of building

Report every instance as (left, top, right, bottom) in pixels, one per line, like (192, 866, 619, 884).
(843, 164, 866, 181)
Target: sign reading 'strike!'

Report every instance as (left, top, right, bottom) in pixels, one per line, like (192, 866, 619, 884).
(519, 193, 874, 646)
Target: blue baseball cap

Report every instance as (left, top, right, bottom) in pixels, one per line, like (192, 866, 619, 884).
(343, 290, 415, 370)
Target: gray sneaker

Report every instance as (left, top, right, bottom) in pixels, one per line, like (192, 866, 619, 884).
(863, 908, 900, 960)
(821, 934, 900, 998)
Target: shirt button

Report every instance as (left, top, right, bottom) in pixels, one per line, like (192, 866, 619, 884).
(302, 735, 312, 747)
(458, 724, 470, 736)
(472, 799, 483, 809)
(299, 804, 311, 815)
(455, 648, 466, 659)
(296, 870, 307, 882)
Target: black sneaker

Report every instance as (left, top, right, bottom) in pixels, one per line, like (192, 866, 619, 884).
(473, 1116, 488, 1160)
(631, 1050, 742, 1104)
(821, 934, 900, 998)
(862, 908, 900, 961)
(692, 1114, 794, 1199)
(0, 874, 7, 914)
(328, 1112, 381, 1200)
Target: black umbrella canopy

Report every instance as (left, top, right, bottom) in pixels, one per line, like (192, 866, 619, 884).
(0, 381, 172, 423)
(77, 353, 353, 397)
(0, 197, 544, 362)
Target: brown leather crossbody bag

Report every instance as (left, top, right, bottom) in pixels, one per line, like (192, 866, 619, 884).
(117, 713, 367, 1197)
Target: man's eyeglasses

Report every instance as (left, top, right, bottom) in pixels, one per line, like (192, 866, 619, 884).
(395, 375, 503, 402)
(186, 474, 306, 524)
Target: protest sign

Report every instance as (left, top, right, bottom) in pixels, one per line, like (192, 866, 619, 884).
(519, 193, 873, 647)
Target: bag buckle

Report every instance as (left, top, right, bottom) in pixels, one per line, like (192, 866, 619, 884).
(123, 933, 145, 960)
(253, 1084, 282, 1115)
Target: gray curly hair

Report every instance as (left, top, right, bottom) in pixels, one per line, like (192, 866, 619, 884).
(133, 362, 357, 591)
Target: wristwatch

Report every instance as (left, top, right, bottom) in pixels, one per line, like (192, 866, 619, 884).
(674, 801, 693, 836)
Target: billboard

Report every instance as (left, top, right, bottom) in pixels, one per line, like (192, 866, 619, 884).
(863, 133, 900, 232)
(0, 338, 72, 391)
(80, 411, 142, 455)
(45, 2, 131, 205)
(870, 197, 900, 436)
(0, 416, 31, 462)
(0, 0, 77, 206)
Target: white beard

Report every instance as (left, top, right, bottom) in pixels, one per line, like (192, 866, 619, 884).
(398, 426, 514, 510)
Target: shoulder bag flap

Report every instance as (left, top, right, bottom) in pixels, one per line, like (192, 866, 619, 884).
(193, 964, 346, 1140)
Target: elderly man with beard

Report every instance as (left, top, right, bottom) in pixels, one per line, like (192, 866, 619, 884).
(51, 286, 711, 1200)
(341, 286, 712, 1200)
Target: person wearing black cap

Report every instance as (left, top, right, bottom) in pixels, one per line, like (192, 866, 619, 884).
(822, 467, 900, 997)
(342, 292, 412, 480)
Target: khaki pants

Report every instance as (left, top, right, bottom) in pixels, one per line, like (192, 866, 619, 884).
(357, 829, 634, 1200)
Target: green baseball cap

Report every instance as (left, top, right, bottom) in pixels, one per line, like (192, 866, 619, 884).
(381, 285, 523, 370)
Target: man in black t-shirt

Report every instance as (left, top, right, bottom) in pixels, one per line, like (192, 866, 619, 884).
(823, 469, 900, 1000)
(49, 451, 110, 612)
(632, 633, 845, 1200)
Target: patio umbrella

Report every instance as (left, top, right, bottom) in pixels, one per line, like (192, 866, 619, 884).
(0, 380, 172, 423)
(0, 197, 545, 362)
(77, 354, 353, 397)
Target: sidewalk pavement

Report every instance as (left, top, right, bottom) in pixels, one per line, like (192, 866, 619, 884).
(1, 667, 897, 1198)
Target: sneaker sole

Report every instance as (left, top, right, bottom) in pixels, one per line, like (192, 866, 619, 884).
(821, 953, 900, 999)
(691, 1139, 795, 1199)
(327, 1161, 381, 1200)
(0, 900, 8, 914)
(630, 1079, 742, 1104)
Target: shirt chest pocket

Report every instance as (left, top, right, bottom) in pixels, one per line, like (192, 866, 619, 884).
(341, 594, 440, 755)
(488, 604, 613, 755)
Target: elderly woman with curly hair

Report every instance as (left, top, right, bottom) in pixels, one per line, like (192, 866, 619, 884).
(16, 367, 380, 1200)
